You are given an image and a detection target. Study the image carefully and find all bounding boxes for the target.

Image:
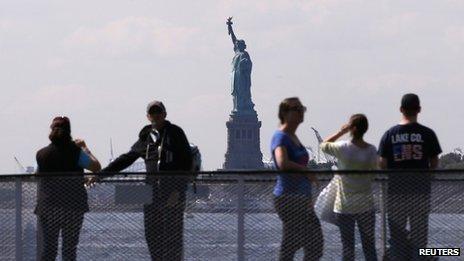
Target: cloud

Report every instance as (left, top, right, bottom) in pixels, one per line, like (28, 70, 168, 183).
(226, 0, 348, 15)
(3, 84, 105, 116)
(0, 19, 11, 31)
(63, 16, 199, 58)
(348, 73, 438, 94)
(0, 19, 14, 45)
(171, 93, 230, 124)
(374, 12, 419, 38)
(444, 25, 464, 51)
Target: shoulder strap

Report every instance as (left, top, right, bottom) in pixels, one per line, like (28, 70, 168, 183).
(156, 128, 168, 171)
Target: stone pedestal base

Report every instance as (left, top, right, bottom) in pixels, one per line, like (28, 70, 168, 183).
(223, 112, 264, 170)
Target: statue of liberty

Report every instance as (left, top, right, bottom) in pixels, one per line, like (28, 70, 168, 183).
(226, 17, 255, 114)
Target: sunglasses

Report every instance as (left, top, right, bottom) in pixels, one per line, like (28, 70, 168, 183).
(287, 105, 307, 113)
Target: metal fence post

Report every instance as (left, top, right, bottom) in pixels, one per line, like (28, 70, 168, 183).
(15, 177, 23, 261)
(379, 179, 387, 259)
(237, 176, 245, 261)
(36, 178, 42, 260)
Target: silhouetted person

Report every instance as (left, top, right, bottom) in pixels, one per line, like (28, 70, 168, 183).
(35, 116, 101, 261)
(102, 101, 193, 261)
(321, 114, 378, 261)
(271, 97, 323, 261)
(379, 94, 442, 260)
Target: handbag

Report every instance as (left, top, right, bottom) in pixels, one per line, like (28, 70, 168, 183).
(314, 177, 338, 225)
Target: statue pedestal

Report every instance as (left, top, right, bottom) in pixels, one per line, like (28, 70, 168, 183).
(223, 112, 264, 170)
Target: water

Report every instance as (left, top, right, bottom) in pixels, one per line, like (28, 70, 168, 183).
(1, 180, 464, 260)
(2, 211, 463, 260)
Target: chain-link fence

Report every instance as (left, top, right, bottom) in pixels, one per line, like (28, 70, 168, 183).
(0, 171, 463, 260)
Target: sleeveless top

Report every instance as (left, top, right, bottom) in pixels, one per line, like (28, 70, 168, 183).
(35, 142, 89, 214)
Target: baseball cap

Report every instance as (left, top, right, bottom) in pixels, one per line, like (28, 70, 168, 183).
(50, 116, 71, 133)
(401, 93, 420, 110)
(146, 100, 166, 114)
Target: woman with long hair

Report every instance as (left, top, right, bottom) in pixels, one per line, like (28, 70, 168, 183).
(35, 116, 101, 261)
(321, 114, 378, 261)
(271, 97, 323, 261)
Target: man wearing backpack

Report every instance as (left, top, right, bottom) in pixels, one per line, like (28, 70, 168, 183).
(102, 100, 193, 260)
(378, 94, 442, 260)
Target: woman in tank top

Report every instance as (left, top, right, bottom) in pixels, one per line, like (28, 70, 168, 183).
(35, 116, 101, 261)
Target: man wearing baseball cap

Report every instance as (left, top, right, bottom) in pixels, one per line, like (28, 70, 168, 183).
(378, 93, 442, 260)
(102, 100, 193, 260)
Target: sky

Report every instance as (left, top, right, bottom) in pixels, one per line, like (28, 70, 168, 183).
(1, 0, 464, 173)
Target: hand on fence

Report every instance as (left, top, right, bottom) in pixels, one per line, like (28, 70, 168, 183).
(84, 176, 99, 189)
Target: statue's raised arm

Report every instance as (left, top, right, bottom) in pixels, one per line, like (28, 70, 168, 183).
(226, 17, 237, 46)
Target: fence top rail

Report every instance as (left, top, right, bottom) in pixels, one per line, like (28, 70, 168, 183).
(1, 168, 464, 179)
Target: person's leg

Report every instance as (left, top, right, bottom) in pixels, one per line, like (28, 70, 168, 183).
(37, 211, 61, 261)
(357, 211, 378, 261)
(162, 193, 186, 261)
(144, 204, 163, 260)
(409, 195, 431, 261)
(274, 195, 302, 261)
(61, 212, 85, 261)
(387, 193, 409, 260)
(302, 202, 324, 261)
(336, 213, 355, 261)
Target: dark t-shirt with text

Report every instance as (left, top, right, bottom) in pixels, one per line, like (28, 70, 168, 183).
(378, 123, 442, 194)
